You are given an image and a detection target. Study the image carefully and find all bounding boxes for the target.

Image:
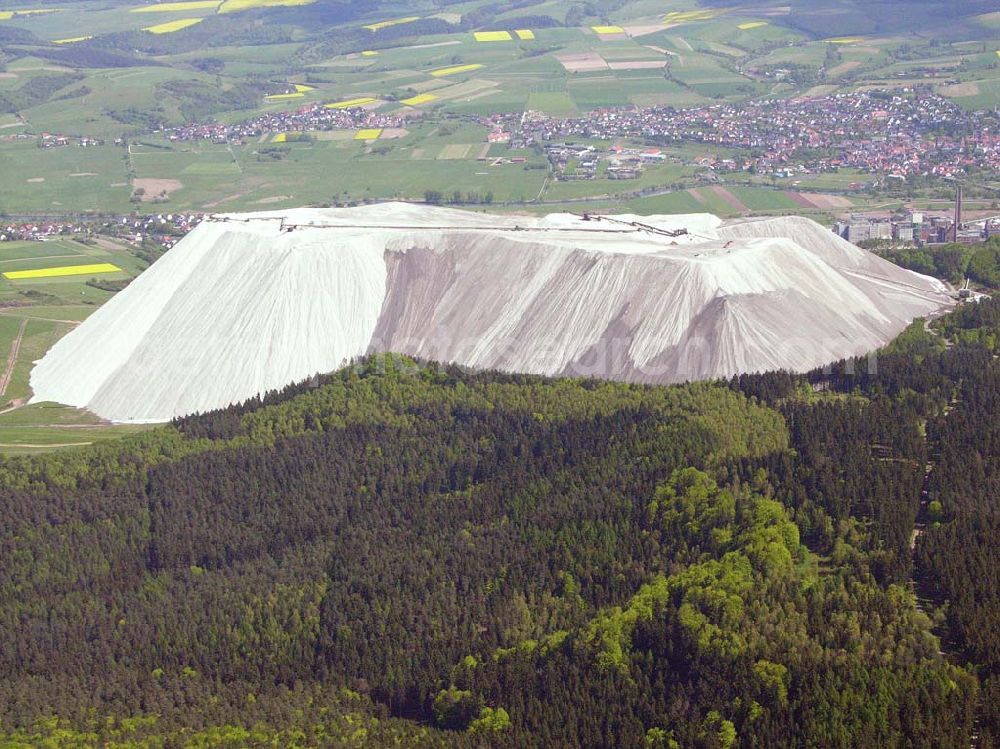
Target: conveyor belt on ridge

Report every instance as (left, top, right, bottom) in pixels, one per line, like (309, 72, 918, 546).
(206, 214, 704, 239)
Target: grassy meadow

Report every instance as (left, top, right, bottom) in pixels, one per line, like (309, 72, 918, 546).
(0, 236, 149, 450)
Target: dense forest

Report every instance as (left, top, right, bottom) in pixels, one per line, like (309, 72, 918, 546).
(873, 237, 1000, 287)
(4, 268, 1000, 745)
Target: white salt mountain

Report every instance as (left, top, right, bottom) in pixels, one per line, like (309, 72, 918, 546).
(31, 204, 951, 423)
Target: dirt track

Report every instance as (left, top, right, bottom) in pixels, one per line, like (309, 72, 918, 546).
(0, 318, 27, 398)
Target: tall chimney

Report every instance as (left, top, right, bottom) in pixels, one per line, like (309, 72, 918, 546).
(955, 184, 963, 232)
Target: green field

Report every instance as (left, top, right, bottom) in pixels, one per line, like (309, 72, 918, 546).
(0, 402, 151, 453)
(0, 141, 132, 213)
(0, 0, 994, 214)
(0, 237, 149, 451)
(627, 189, 716, 215)
(778, 169, 872, 191)
(945, 75, 1000, 111)
(123, 124, 554, 208)
(728, 186, 803, 212)
(541, 161, 694, 202)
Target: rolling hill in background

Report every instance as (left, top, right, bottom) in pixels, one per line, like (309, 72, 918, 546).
(1, 0, 997, 213)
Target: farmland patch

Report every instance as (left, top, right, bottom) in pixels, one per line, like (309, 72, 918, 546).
(132, 177, 183, 200)
(4, 263, 122, 281)
(437, 143, 472, 159)
(142, 17, 203, 33)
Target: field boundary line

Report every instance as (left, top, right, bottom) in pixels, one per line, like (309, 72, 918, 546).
(0, 312, 83, 325)
(0, 441, 92, 448)
(0, 318, 28, 398)
(0, 254, 80, 264)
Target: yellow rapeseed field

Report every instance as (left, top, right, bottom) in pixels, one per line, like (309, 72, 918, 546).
(325, 97, 376, 108)
(430, 63, 483, 77)
(738, 21, 768, 30)
(130, 1, 217, 12)
(361, 50, 378, 56)
(218, 0, 313, 13)
(293, 83, 314, 92)
(826, 37, 864, 44)
(591, 25, 624, 34)
(5, 263, 122, 280)
(143, 17, 203, 33)
(53, 35, 93, 43)
(474, 30, 511, 42)
(665, 9, 720, 22)
(363, 16, 419, 31)
(0, 8, 59, 19)
(400, 93, 437, 106)
(515, 29, 534, 40)
(355, 128, 382, 140)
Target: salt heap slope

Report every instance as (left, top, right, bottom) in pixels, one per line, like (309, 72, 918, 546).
(30, 204, 951, 422)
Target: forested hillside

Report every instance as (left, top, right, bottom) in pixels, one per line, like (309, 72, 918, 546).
(4, 293, 1000, 746)
(731, 293, 1000, 748)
